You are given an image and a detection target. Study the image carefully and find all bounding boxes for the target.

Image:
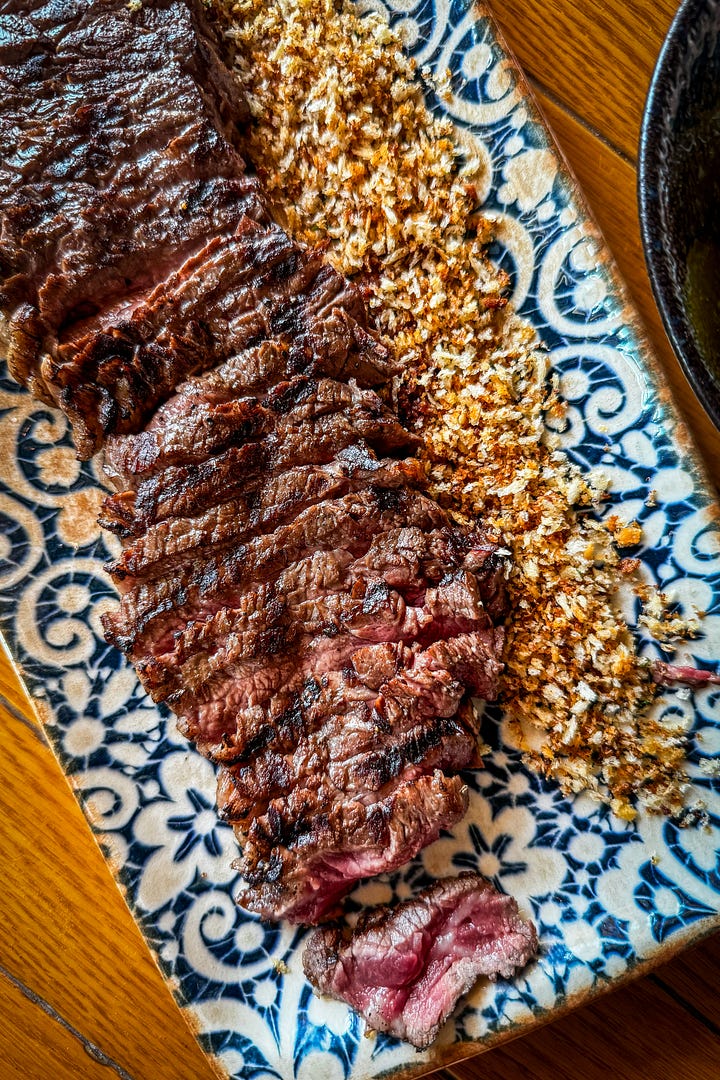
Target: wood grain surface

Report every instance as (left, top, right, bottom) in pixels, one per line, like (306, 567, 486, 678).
(1, 0, 719, 1077)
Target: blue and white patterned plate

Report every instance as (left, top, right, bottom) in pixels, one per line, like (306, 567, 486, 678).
(1, 2, 719, 1077)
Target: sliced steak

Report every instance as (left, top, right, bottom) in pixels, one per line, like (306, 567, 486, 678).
(132, 535, 492, 691)
(303, 872, 538, 1047)
(103, 377, 402, 488)
(212, 633, 499, 852)
(102, 409, 416, 536)
(139, 581, 441, 702)
(160, 588, 498, 753)
(128, 522, 504, 763)
(101, 321, 392, 490)
(215, 694, 481, 826)
(53, 221, 386, 456)
(174, 625, 502, 765)
(104, 454, 425, 582)
(2, 0, 516, 938)
(0, 0, 261, 409)
(101, 487, 450, 655)
(235, 771, 470, 924)
(186, 310, 393, 393)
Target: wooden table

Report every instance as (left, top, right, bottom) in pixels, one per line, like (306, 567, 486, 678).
(2, 1, 719, 1077)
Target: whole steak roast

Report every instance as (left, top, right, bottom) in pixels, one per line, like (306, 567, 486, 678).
(0, 0, 513, 929)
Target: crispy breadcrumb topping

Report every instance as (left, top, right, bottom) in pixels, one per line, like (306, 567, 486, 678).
(221, 0, 694, 816)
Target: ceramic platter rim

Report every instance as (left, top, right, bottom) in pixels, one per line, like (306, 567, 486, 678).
(1, 2, 719, 1078)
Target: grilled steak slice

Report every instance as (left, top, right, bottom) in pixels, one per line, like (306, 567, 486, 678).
(303, 872, 538, 1047)
(54, 220, 384, 457)
(212, 632, 500, 898)
(103, 376, 402, 488)
(157, 593, 500, 760)
(214, 683, 482, 825)
(101, 487, 449, 656)
(139, 581, 446, 702)
(220, 630, 502, 924)
(235, 772, 469, 924)
(1, 0, 262, 409)
(105, 453, 424, 581)
(175, 624, 502, 764)
(131, 535, 493, 689)
(191, 309, 393, 392)
(102, 408, 415, 536)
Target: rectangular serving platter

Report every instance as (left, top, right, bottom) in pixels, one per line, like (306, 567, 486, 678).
(0, 2, 719, 1078)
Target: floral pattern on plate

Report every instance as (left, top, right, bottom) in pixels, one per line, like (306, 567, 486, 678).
(1, 2, 719, 1078)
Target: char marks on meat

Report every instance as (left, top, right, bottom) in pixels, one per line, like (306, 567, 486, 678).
(0, 0, 387, 456)
(0, 0, 511, 936)
(303, 872, 537, 1047)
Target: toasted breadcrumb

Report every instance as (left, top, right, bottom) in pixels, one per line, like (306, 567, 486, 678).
(221, 0, 691, 816)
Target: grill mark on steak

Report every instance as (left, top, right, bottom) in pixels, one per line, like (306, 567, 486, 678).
(176, 611, 501, 772)
(235, 771, 469, 924)
(303, 872, 538, 1048)
(215, 684, 482, 826)
(102, 377, 400, 487)
(45, 172, 268, 331)
(101, 487, 448, 655)
(105, 453, 424, 582)
(102, 407, 416, 535)
(135, 568, 494, 707)
(52, 221, 385, 456)
(1, 0, 259, 413)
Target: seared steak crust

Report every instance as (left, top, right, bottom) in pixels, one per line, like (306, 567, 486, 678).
(55, 222, 382, 455)
(236, 773, 471, 925)
(1, 0, 262, 428)
(101, 487, 451, 655)
(0, 0, 389, 456)
(215, 693, 482, 826)
(1, 0, 512, 928)
(104, 453, 425, 581)
(101, 412, 416, 538)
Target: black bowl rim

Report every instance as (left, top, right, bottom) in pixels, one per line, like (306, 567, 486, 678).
(638, 0, 720, 431)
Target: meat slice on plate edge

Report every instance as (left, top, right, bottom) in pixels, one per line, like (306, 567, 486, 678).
(304, 872, 538, 1048)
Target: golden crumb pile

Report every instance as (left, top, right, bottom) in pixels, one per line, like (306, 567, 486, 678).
(222, 0, 690, 816)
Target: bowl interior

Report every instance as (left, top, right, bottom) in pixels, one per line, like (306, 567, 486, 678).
(639, 0, 720, 426)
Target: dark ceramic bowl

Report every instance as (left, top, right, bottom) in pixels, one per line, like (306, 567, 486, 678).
(638, 0, 720, 429)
